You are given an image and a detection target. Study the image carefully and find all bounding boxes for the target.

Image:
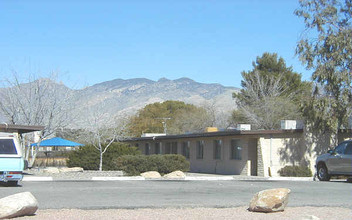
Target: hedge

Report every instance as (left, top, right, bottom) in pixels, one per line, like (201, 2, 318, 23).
(278, 165, 312, 177)
(66, 142, 140, 170)
(114, 154, 190, 176)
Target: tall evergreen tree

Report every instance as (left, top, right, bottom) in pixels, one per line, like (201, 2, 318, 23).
(233, 52, 310, 129)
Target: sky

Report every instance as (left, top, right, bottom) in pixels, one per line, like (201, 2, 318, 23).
(0, 0, 311, 89)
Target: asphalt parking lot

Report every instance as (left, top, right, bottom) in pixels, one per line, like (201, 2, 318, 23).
(1, 179, 351, 210)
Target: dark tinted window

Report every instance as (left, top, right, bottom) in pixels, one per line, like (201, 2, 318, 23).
(0, 139, 17, 154)
(196, 140, 204, 159)
(145, 143, 150, 155)
(182, 142, 190, 159)
(213, 140, 222, 160)
(335, 142, 348, 154)
(155, 142, 161, 154)
(231, 139, 242, 160)
(165, 142, 171, 154)
(344, 143, 352, 155)
(171, 142, 178, 154)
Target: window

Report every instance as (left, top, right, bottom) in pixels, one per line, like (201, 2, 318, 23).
(335, 142, 348, 154)
(145, 143, 150, 155)
(182, 141, 190, 159)
(165, 142, 171, 154)
(155, 142, 161, 154)
(213, 140, 222, 160)
(171, 142, 178, 154)
(0, 139, 17, 155)
(344, 142, 352, 155)
(196, 140, 204, 159)
(231, 139, 242, 160)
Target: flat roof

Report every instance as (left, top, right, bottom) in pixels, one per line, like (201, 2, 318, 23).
(0, 124, 44, 134)
(123, 129, 304, 142)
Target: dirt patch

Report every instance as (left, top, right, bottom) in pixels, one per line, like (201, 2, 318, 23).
(17, 206, 351, 220)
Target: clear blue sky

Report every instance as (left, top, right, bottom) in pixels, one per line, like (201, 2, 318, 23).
(0, 0, 311, 89)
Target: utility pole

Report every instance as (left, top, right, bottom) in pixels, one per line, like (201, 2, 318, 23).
(156, 118, 171, 134)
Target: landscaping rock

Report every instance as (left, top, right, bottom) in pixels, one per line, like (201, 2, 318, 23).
(0, 192, 38, 219)
(42, 167, 60, 174)
(59, 167, 84, 173)
(141, 171, 161, 179)
(248, 188, 290, 213)
(163, 170, 186, 179)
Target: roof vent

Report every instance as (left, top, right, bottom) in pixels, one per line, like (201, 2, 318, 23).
(141, 133, 166, 137)
(204, 127, 218, 132)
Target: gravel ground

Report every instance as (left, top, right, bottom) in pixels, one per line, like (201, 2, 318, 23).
(24, 169, 124, 180)
(17, 207, 352, 220)
(23, 168, 273, 181)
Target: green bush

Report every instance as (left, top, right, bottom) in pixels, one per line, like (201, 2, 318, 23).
(115, 154, 190, 176)
(278, 165, 312, 177)
(66, 142, 140, 170)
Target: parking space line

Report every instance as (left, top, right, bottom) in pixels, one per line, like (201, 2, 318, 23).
(185, 176, 234, 181)
(22, 176, 53, 181)
(92, 176, 145, 181)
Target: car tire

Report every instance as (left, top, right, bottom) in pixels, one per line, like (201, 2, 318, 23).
(317, 164, 331, 181)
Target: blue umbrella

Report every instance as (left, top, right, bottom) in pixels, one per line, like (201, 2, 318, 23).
(31, 137, 84, 147)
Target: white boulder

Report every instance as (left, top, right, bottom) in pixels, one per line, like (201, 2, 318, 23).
(0, 192, 38, 219)
(249, 188, 291, 213)
(141, 171, 161, 179)
(163, 170, 186, 179)
(42, 167, 60, 174)
(59, 167, 84, 173)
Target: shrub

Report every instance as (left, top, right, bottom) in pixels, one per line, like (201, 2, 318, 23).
(115, 154, 190, 176)
(66, 142, 140, 170)
(278, 165, 312, 177)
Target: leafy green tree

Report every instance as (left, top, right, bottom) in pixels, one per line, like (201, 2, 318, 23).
(295, 0, 352, 143)
(127, 101, 212, 137)
(233, 53, 311, 129)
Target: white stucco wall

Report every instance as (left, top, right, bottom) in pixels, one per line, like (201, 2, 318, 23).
(130, 130, 352, 177)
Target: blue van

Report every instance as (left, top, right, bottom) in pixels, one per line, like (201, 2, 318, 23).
(0, 134, 25, 186)
(0, 124, 44, 186)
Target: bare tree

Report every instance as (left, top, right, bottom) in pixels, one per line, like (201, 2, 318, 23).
(0, 71, 73, 166)
(201, 100, 234, 129)
(235, 71, 301, 130)
(84, 105, 128, 171)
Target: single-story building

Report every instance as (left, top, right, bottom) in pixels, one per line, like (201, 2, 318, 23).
(124, 123, 352, 177)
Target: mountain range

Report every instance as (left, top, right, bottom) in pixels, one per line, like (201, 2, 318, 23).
(1, 77, 239, 129)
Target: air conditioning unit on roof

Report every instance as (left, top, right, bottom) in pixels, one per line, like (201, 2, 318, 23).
(237, 124, 251, 131)
(280, 120, 303, 130)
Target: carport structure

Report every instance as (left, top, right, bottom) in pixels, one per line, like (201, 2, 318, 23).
(31, 137, 84, 151)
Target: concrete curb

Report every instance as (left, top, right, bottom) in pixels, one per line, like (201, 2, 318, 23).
(268, 177, 313, 181)
(21, 175, 315, 182)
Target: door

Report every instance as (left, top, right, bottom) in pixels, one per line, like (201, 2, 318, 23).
(342, 142, 352, 174)
(248, 139, 258, 176)
(327, 142, 348, 174)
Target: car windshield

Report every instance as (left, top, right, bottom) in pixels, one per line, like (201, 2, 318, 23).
(0, 139, 17, 154)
